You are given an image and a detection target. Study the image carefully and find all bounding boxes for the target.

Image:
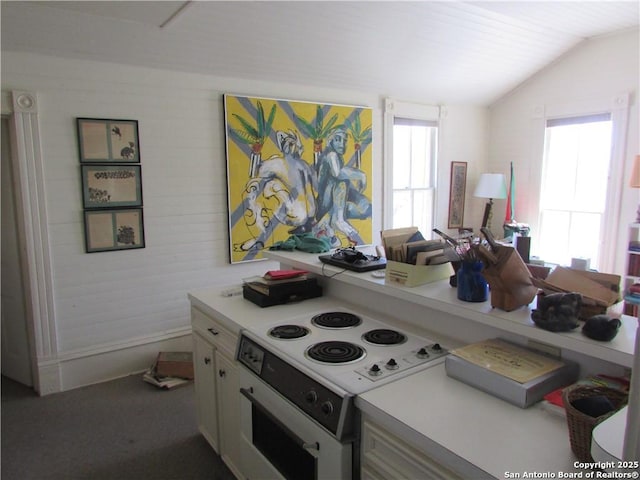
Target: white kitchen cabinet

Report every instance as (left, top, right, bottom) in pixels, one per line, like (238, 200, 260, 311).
(193, 332, 219, 451)
(361, 417, 464, 480)
(191, 306, 243, 479)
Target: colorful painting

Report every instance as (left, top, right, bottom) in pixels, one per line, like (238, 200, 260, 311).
(224, 94, 373, 263)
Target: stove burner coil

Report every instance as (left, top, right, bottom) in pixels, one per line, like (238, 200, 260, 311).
(362, 329, 407, 345)
(305, 341, 366, 364)
(268, 325, 310, 339)
(311, 312, 362, 329)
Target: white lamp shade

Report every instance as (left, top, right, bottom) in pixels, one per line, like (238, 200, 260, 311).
(474, 173, 507, 199)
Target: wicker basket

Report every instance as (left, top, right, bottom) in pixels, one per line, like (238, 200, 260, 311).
(562, 385, 628, 462)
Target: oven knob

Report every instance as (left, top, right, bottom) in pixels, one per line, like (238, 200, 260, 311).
(305, 391, 318, 404)
(385, 358, 399, 370)
(417, 347, 430, 359)
(368, 364, 382, 376)
(321, 401, 334, 415)
(432, 343, 442, 352)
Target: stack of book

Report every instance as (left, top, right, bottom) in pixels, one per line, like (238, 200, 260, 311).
(243, 269, 309, 295)
(380, 227, 450, 265)
(143, 352, 193, 390)
(242, 270, 322, 307)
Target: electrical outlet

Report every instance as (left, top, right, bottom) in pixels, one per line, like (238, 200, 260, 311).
(528, 340, 561, 358)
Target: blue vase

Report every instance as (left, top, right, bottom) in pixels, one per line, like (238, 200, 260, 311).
(457, 261, 489, 302)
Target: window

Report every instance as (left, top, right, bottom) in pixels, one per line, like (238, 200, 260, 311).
(391, 119, 438, 234)
(383, 100, 440, 234)
(537, 113, 613, 269)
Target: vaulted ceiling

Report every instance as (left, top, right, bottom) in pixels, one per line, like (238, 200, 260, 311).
(2, 1, 638, 105)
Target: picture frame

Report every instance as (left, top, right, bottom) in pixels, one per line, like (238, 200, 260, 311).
(84, 208, 145, 253)
(448, 161, 467, 229)
(81, 164, 143, 209)
(224, 93, 373, 263)
(77, 118, 140, 163)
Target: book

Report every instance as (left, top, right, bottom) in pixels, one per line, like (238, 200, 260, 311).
(264, 269, 308, 280)
(243, 273, 310, 295)
(143, 368, 190, 390)
(450, 338, 565, 383)
(445, 339, 579, 408)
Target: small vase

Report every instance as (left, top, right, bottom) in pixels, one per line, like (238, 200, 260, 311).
(457, 261, 489, 302)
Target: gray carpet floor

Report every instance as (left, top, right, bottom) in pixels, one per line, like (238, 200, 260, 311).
(1, 374, 236, 480)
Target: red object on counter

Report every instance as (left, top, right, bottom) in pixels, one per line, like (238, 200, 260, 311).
(264, 269, 308, 280)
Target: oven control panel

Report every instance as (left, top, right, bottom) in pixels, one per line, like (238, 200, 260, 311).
(355, 343, 448, 381)
(238, 336, 265, 375)
(237, 334, 353, 440)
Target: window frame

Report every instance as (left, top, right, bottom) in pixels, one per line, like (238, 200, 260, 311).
(383, 99, 441, 231)
(530, 94, 629, 272)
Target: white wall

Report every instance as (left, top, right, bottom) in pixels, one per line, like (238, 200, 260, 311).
(1, 51, 488, 391)
(489, 29, 639, 275)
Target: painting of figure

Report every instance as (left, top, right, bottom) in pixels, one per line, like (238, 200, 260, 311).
(224, 94, 373, 263)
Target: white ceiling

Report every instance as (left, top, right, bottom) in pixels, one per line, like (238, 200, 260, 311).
(2, 1, 638, 105)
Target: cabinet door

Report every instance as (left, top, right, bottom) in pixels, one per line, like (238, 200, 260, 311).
(215, 350, 244, 480)
(361, 419, 463, 480)
(193, 333, 219, 452)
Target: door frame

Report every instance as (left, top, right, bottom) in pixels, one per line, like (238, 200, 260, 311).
(2, 90, 59, 394)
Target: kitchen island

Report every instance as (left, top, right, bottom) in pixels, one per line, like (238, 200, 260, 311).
(187, 294, 613, 477)
(188, 249, 637, 479)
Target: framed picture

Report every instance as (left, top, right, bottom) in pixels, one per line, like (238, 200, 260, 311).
(224, 94, 373, 263)
(448, 161, 467, 229)
(77, 118, 140, 163)
(81, 164, 142, 209)
(84, 208, 145, 253)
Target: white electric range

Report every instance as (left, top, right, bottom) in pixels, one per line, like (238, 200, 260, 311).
(236, 306, 448, 480)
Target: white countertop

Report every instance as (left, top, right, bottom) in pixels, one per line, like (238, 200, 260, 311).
(264, 249, 637, 368)
(188, 286, 344, 333)
(591, 406, 626, 465)
(357, 363, 579, 479)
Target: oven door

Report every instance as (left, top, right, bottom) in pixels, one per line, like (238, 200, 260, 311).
(238, 367, 352, 480)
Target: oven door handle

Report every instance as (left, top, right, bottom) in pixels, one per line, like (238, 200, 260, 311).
(239, 387, 320, 452)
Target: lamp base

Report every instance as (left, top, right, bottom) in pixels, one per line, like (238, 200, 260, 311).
(481, 200, 494, 230)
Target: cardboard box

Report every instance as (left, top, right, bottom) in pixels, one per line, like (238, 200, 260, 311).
(531, 267, 621, 319)
(385, 260, 453, 287)
(155, 351, 194, 379)
(445, 339, 579, 408)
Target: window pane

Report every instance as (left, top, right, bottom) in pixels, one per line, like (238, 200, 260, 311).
(538, 210, 570, 265)
(393, 125, 411, 189)
(538, 116, 612, 268)
(569, 212, 601, 267)
(409, 127, 431, 189)
(574, 122, 611, 212)
(412, 189, 434, 235)
(392, 118, 437, 234)
(392, 190, 412, 228)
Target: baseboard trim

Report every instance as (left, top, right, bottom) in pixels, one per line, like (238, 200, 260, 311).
(37, 327, 194, 395)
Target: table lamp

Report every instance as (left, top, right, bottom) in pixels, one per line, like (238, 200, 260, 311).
(474, 173, 507, 231)
(630, 155, 640, 222)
